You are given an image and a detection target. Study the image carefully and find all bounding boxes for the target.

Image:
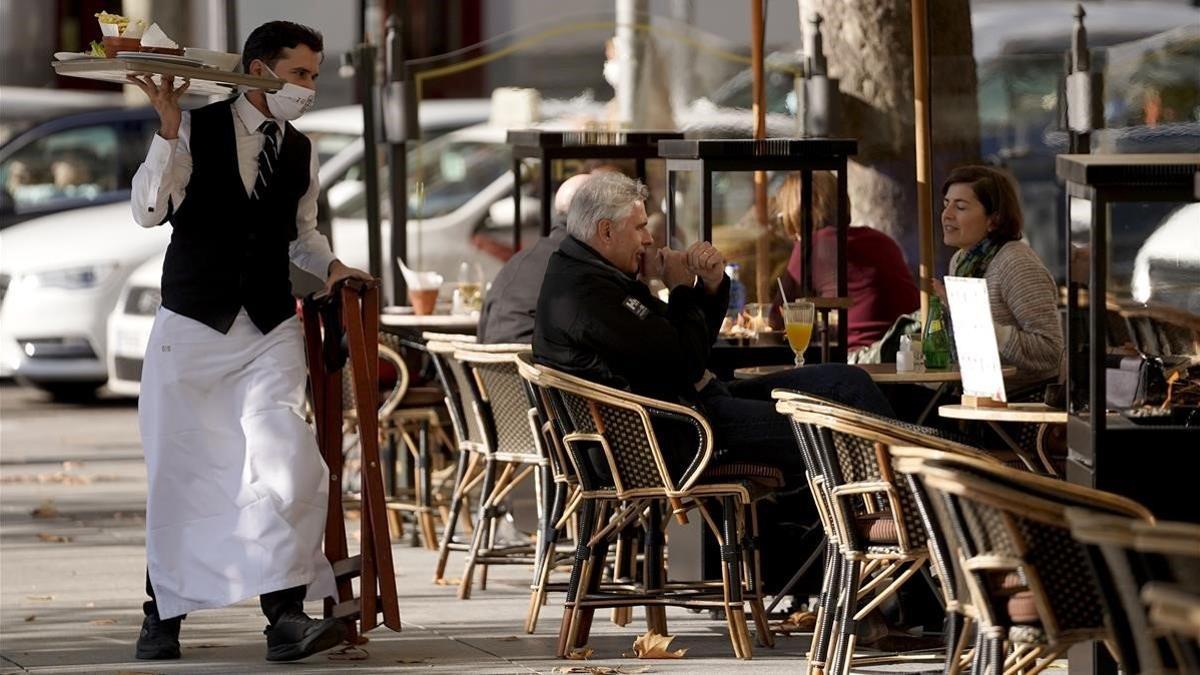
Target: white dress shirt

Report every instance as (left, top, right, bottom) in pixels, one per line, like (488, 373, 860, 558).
(130, 94, 336, 280)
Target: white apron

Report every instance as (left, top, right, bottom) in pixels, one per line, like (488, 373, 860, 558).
(139, 307, 336, 620)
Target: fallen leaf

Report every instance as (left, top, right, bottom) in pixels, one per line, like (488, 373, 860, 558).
(327, 645, 369, 661)
(31, 500, 60, 518)
(396, 658, 427, 664)
(774, 610, 817, 635)
(88, 619, 117, 625)
(36, 532, 71, 543)
(24, 615, 35, 622)
(628, 631, 686, 659)
(496, 635, 520, 641)
(186, 643, 226, 649)
(566, 646, 594, 660)
(26, 595, 53, 601)
(434, 577, 462, 586)
(552, 662, 648, 667)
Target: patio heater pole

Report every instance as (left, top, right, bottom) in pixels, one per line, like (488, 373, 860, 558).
(356, 42, 383, 284)
(384, 9, 418, 306)
(910, 0, 935, 326)
(751, 0, 770, 304)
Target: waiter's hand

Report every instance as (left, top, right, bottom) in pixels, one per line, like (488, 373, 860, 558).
(320, 259, 373, 297)
(126, 73, 190, 140)
(685, 241, 726, 294)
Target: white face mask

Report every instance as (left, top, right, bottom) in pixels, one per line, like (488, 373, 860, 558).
(260, 63, 315, 121)
(603, 59, 620, 88)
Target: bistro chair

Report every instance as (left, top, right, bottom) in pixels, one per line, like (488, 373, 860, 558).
(530, 359, 780, 660)
(340, 330, 447, 547)
(451, 344, 546, 600)
(893, 446, 1153, 675)
(1067, 509, 1200, 674)
(427, 336, 491, 585)
(514, 352, 584, 633)
(774, 390, 1002, 675)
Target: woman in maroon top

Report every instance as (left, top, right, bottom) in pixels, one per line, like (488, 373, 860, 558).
(777, 171, 919, 352)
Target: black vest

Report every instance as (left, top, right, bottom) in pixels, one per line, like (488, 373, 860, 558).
(160, 98, 311, 334)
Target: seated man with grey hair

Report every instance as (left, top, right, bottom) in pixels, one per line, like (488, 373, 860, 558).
(533, 171, 893, 475)
(478, 172, 593, 343)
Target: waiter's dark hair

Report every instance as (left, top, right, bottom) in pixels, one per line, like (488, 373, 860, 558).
(241, 21, 324, 72)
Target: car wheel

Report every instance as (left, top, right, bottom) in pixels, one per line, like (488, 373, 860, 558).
(40, 381, 104, 403)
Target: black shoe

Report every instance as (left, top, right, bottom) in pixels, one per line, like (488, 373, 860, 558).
(263, 613, 346, 662)
(135, 613, 182, 660)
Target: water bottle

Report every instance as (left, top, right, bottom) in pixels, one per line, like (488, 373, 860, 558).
(923, 295, 952, 369)
(726, 263, 746, 314)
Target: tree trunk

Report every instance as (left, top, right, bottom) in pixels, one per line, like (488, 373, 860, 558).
(803, 0, 980, 271)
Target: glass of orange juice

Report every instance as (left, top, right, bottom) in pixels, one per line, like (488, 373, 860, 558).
(782, 300, 815, 366)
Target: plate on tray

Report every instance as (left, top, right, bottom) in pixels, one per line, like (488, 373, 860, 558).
(54, 52, 100, 62)
(116, 51, 206, 68)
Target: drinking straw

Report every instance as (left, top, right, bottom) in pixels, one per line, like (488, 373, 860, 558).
(776, 277, 790, 311)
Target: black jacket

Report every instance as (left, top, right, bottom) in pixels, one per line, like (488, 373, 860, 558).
(160, 98, 311, 334)
(532, 235, 729, 403)
(477, 225, 567, 344)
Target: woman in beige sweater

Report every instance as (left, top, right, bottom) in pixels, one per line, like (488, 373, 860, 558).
(933, 165, 1063, 390)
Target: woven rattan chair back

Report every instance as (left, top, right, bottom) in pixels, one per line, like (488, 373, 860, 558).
(426, 339, 485, 452)
(895, 448, 1152, 648)
(341, 336, 409, 418)
(534, 361, 712, 502)
(1065, 509, 1192, 674)
(453, 346, 542, 462)
(515, 352, 574, 484)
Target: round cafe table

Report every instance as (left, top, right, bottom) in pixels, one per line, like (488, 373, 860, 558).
(939, 402, 1067, 475)
(732, 363, 1013, 382)
(733, 363, 1016, 425)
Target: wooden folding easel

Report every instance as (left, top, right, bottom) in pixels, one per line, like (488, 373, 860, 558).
(301, 279, 401, 639)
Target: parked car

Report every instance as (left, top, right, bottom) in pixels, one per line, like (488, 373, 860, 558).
(0, 100, 490, 399)
(0, 96, 160, 230)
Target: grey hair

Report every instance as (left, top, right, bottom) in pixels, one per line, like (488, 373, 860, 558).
(565, 171, 649, 241)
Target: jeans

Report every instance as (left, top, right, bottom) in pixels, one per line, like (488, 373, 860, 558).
(699, 363, 895, 472)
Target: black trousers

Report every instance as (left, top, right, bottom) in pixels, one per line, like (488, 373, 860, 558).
(143, 570, 306, 625)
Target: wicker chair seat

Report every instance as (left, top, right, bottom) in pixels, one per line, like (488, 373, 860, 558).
(394, 386, 444, 408)
(701, 462, 786, 490)
(1008, 591, 1040, 624)
(855, 512, 900, 544)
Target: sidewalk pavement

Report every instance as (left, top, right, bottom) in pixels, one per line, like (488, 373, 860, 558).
(0, 382, 1019, 674)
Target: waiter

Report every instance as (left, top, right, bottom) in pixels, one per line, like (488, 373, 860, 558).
(126, 21, 370, 662)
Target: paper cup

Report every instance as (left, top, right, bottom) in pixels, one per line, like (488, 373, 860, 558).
(408, 288, 439, 315)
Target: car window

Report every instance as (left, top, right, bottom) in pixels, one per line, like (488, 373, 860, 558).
(332, 136, 507, 220)
(0, 124, 121, 212)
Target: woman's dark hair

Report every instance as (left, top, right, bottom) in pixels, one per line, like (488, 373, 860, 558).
(941, 165, 1024, 241)
(241, 21, 324, 72)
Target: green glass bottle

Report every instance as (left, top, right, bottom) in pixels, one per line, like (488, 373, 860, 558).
(923, 295, 952, 369)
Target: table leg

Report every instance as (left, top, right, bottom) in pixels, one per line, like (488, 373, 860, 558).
(987, 421, 1046, 474)
(915, 383, 948, 426)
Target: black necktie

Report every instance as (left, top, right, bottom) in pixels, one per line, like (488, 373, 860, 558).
(251, 120, 279, 201)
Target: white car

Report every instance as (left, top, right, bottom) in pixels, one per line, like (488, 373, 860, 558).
(0, 100, 490, 399)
